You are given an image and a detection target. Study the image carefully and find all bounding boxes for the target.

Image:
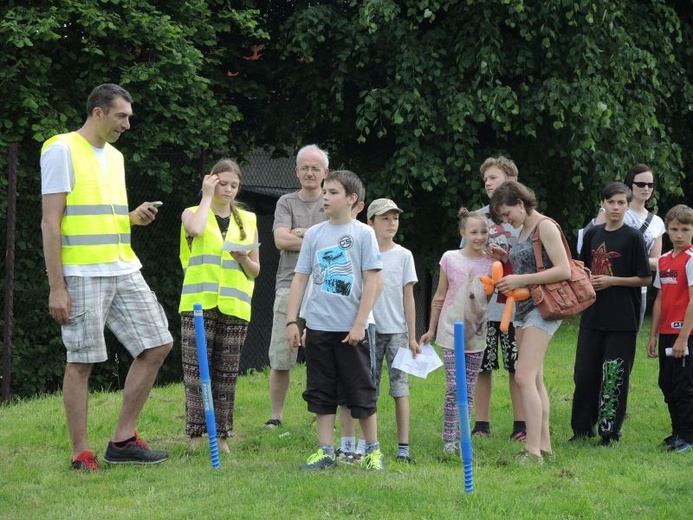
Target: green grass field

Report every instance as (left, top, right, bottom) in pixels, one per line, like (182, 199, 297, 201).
(1, 317, 692, 519)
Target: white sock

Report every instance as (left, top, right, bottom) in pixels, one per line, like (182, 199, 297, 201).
(356, 438, 367, 455)
(340, 436, 355, 452)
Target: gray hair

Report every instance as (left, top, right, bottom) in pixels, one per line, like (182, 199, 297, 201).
(296, 144, 329, 169)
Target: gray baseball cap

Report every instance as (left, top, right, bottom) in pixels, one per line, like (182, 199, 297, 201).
(367, 198, 403, 220)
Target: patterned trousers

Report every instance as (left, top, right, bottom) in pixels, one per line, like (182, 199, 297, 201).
(181, 308, 247, 439)
(442, 349, 484, 443)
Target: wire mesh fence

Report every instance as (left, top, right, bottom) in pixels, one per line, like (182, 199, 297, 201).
(1, 144, 432, 397)
(126, 149, 432, 376)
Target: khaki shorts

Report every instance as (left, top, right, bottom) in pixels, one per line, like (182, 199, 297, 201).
(268, 287, 304, 370)
(62, 272, 173, 363)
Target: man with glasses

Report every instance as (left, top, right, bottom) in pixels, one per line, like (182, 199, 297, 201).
(264, 145, 329, 429)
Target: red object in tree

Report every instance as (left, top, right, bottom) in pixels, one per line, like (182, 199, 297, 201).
(244, 45, 263, 61)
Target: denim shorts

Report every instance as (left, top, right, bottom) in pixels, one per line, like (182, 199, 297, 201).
(514, 307, 562, 337)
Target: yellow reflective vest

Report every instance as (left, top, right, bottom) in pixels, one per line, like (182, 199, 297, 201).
(41, 132, 137, 265)
(179, 207, 257, 321)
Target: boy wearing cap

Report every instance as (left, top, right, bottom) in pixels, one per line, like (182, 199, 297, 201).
(367, 198, 420, 463)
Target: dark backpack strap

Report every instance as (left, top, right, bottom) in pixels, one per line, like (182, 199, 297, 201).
(531, 217, 573, 272)
(638, 212, 654, 233)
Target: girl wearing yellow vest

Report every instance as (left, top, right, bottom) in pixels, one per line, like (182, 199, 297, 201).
(179, 159, 260, 454)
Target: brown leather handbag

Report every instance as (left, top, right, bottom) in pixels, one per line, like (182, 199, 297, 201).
(529, 218, 596, 320)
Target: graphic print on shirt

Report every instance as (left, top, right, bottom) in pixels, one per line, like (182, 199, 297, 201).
(659, 268, 678, 285)
(488, 223, 512, 250)
(313, 235, 354, 297)
(598, 358, 624, 435)
(590, 242, 622, 276)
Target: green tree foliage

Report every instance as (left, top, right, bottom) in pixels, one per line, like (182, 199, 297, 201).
(254, 0, 692, 265)
(0, 0, 268, 397)
(2, 1, 692, 398)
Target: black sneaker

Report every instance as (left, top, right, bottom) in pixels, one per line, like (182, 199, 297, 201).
(395, 454, 415, 464)
(667, 437, 687, 451)
(300, 448, 337, 470)
(599, 436, 619, 447)
(663, 435, 678, 448)
(568, 433, 593, 443)
(103, 433, 169, 465)
(676, 441, 693, 454)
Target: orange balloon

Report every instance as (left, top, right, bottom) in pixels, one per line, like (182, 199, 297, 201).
(500, 296, 515, 333)
(510, 287, 530, 301)
(491, 261, 504, 282)
(479, 275, 495, 295)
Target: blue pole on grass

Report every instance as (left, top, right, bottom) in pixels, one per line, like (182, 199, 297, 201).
(193, 303, 220, 469)
(454, 321, 473, 494)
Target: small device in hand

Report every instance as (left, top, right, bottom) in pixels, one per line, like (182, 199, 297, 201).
(665, 347, 689, 357)
(151, 201, 163, 208)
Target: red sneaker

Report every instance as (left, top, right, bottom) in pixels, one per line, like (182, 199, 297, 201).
(71, 450, 99, 473)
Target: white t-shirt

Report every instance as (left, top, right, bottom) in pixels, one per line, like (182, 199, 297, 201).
(40, 140, 141, 277)
(372, 244, 417, 334)
(295, 219, 382, 331)
(623, 209, 665, 253)
(624, 209, 665, 296)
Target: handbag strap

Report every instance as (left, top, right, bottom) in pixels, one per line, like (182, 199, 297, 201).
(531, 217, 573, 272)
(638, 212, 654, 233)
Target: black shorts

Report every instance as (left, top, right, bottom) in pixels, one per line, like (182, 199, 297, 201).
(479, 321, 518, 373)
(302, 328, 377, 418)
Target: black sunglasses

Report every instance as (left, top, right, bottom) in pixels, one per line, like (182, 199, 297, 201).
(632, 181, 655, 189)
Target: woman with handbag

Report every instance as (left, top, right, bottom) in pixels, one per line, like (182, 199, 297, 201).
(488, 181, 571, 464)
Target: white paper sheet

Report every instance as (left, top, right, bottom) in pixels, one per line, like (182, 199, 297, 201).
(223, 241, 261, 253)
(392, 343, 443, 378)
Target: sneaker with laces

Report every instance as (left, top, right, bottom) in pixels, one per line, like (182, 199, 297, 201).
(395, 454, 415, 464)
(362, 449, 385, 471)
(103, 433, 169, 465)
(301, 448, 337, 470)
(71, 450, 99, 473)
